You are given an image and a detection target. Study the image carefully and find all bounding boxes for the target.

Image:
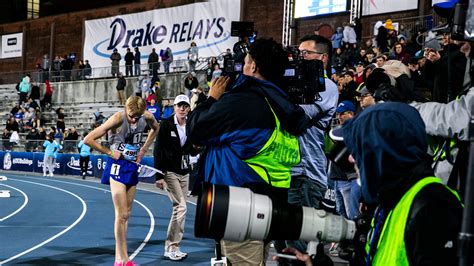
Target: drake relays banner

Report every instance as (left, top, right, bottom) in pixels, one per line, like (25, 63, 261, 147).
(83, 0, 240, 72)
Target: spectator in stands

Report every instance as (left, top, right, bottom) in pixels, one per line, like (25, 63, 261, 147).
(61, 54, 74, 81)
(135, 76, 143, 97)
(162, 99, 174, 120)
(393, 42, 411, 65)
(56, 107, 65, 133)
(41, 54, 50, 81)
(2, 129, 12, 150)
(84, 60, 92, 78)
(77, 132, 91, 179)
(161, 47, 173, 74)
(148, 48, 160, 78)
(331, 27, 343, 52)
(342, 22, 357, 48)
(64, 126, 79, 153)
(378, 27, 390, 54)
(187, 42, 198, 72)
(355, 84, 376, 110)
(140, 74, 151, 99)
(375, 55, 386, 68)
(124, 48, 134, 77)
(134, 47, 141, 76)
(146, 98, 161, 122)
(25, 127, 39, 152)
(211, 64, 222, 82)
(93, 111, 106, 128)
(354, 48, 367, 64)
(424, 33, 466, 103)
(38, 126, 47, 141)
(32, 109, 44, 129)
(190, 87, 206, 111)
(116, 73, 127, 105)
(51, 55, 61, 82)
(77, 60, 86, 79)
(6, 116, 19, 133)
(110, 48, 121, 77)
(184, 72, 198, 98)
(19, 74, 31, 105)
(154, 95, 198, 261)
(354, 62, 365, 85)
(206, 57, 219, 87)
(25, 97, 39, 111)
(42, 80, 53, 111)
(10, 104, 20, 117)
(329, 101, 360, 220)
(340, 72, 357, 104)
(365, 50, 375, 64)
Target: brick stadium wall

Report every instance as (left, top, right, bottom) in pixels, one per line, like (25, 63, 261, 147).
(0, 0, 433, 74)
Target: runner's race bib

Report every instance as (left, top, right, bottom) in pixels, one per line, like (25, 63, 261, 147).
(122, 144, 139, 161)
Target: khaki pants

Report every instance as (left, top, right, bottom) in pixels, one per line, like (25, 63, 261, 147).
(164, 172, 189, 251)
(221, 239, 270, 265)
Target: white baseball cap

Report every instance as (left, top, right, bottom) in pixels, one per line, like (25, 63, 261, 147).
(174, 95, 190, 105)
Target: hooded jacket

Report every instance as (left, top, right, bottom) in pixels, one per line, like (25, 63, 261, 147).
(343, 103, 462, 265)
(187, 74, 309, 195)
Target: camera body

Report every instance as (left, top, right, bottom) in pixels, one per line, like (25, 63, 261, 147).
(223, 43, 326, 104)
(283, 46, 326, 104)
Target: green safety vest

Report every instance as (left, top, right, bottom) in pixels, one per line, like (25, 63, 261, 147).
(366, 177, 461, 265)
(243, 99, 300, 188)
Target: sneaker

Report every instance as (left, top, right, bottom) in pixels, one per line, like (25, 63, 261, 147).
(114, 261, 123, 266)
(124, 261, 138, 266)
(49, 173, 54, 177)
(175, 248, 187, 257)
(164, 249, 185, 261)
(43, 173, 47, 176)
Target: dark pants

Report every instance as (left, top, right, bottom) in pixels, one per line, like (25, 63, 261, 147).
(80, 155, 90, 175)
(125, 64, 133, 76)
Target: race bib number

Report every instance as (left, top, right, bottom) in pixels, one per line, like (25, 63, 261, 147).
(123, 144, 139, 161)
(111, 163, 121, 176)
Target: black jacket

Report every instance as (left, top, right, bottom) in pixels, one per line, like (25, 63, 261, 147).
(154, 115, 199, 179)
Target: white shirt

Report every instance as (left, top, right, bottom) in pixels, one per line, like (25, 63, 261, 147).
(173, 115, 187, 147)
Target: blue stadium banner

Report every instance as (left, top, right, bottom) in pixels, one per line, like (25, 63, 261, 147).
(0, 151, 156, 184)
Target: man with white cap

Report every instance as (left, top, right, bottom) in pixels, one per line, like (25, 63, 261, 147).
(154, 94, 200, 261)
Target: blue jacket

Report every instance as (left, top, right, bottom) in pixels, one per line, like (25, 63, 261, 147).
(187, 74, 309, 189)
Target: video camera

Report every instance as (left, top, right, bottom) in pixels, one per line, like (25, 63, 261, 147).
(224, 22, 326, 104)
(194, 183, 356, 243)
(433, 0, 474, 41)
(223, 43, 326, 104)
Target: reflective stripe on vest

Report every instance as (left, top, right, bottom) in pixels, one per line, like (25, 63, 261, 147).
(366, 177, 461, 266)
(243, 99, 301, 188)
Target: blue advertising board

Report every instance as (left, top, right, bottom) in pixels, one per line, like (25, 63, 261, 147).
(0, 151, 156, 184)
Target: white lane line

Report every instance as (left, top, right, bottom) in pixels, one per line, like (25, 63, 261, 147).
(8, 176, 156, 261)
(0, 184, 28, 222)
(0, 179, 87, 265)
(129, 200, 154, 260)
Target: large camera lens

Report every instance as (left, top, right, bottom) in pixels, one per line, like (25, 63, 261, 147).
(195, 183, 356, 242)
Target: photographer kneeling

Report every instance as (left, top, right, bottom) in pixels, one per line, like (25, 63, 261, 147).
(187, 38, 309, 265)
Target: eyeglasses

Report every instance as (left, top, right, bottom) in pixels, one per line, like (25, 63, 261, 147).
(128, 113, 142, 120)
(300, 50, 325, 57)
(176, 102, 190, 108)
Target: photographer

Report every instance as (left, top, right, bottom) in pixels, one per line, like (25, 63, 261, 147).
(279, 35, 339, 254)
(343, 102, 462, 265)
(187, 38, 309, 265)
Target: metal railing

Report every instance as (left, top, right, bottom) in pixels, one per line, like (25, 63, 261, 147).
(0, 55, 224, 85)
(365, 14, 445, 39)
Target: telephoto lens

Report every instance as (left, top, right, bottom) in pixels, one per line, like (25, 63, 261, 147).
(195, 183, 356, 243)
